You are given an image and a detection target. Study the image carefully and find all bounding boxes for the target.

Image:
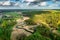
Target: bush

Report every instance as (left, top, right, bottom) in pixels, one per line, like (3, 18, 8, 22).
(24, 25, 51, 40)
(16, 33, 27, 40)
(32, 12, 60, 28)
(0, 17, 16, 40)
(24, 10, 60, 40)
(25, 19, 36, 25)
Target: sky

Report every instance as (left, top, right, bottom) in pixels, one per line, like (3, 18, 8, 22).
(19, 0, 60, 7)
(0, 0, 60, 9)
(18, 0, 60, 9)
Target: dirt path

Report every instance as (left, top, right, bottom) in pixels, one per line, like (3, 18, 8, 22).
(11, 17, 34, 40)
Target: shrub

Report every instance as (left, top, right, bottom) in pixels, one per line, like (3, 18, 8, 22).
(32, 12, 60, 28)
(24, 10, 60, 40)
(0, 17, 16, 40)
(16, 33, 27, 40)
(24, 25, 51, 40)
(24, 19, 36, 25)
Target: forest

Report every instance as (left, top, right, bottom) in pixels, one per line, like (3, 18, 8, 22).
(0, 10, 60, 40)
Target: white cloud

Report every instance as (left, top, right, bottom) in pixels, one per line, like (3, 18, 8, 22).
(3, 1, 11, 5)
(25, 0, 36, 2)
(40, 2, 47, 6)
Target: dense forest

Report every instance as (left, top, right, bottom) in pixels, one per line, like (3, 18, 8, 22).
(0, 10, 60, 40)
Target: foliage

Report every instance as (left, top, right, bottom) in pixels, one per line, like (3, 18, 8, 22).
(32, 11, 60, 28)
(16, 33, 27, 40)
(0, 10, 60, 40)
(23, 10, 60, 40)
(0, 14, 17, 40)
(19, 25, 52, 40)
(24, 19, 36, 25)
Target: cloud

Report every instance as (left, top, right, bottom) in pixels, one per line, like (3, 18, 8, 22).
(0, 1, 11, 6)
(3, 1, 11, 5)
(40, 2, 47, 6)
(25, 0, 36, 2)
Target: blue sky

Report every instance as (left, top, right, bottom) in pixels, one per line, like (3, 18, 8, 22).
(47, 1, 53, 5)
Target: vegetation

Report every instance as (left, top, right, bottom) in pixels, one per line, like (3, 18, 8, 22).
(24, 19, 36, 25)
(0, 10, 60, 40)
(3, 12, 21, 19)
(22, 10, 60, 40)
(0, 12, 19, 40)
(0, 17, 16, 40)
